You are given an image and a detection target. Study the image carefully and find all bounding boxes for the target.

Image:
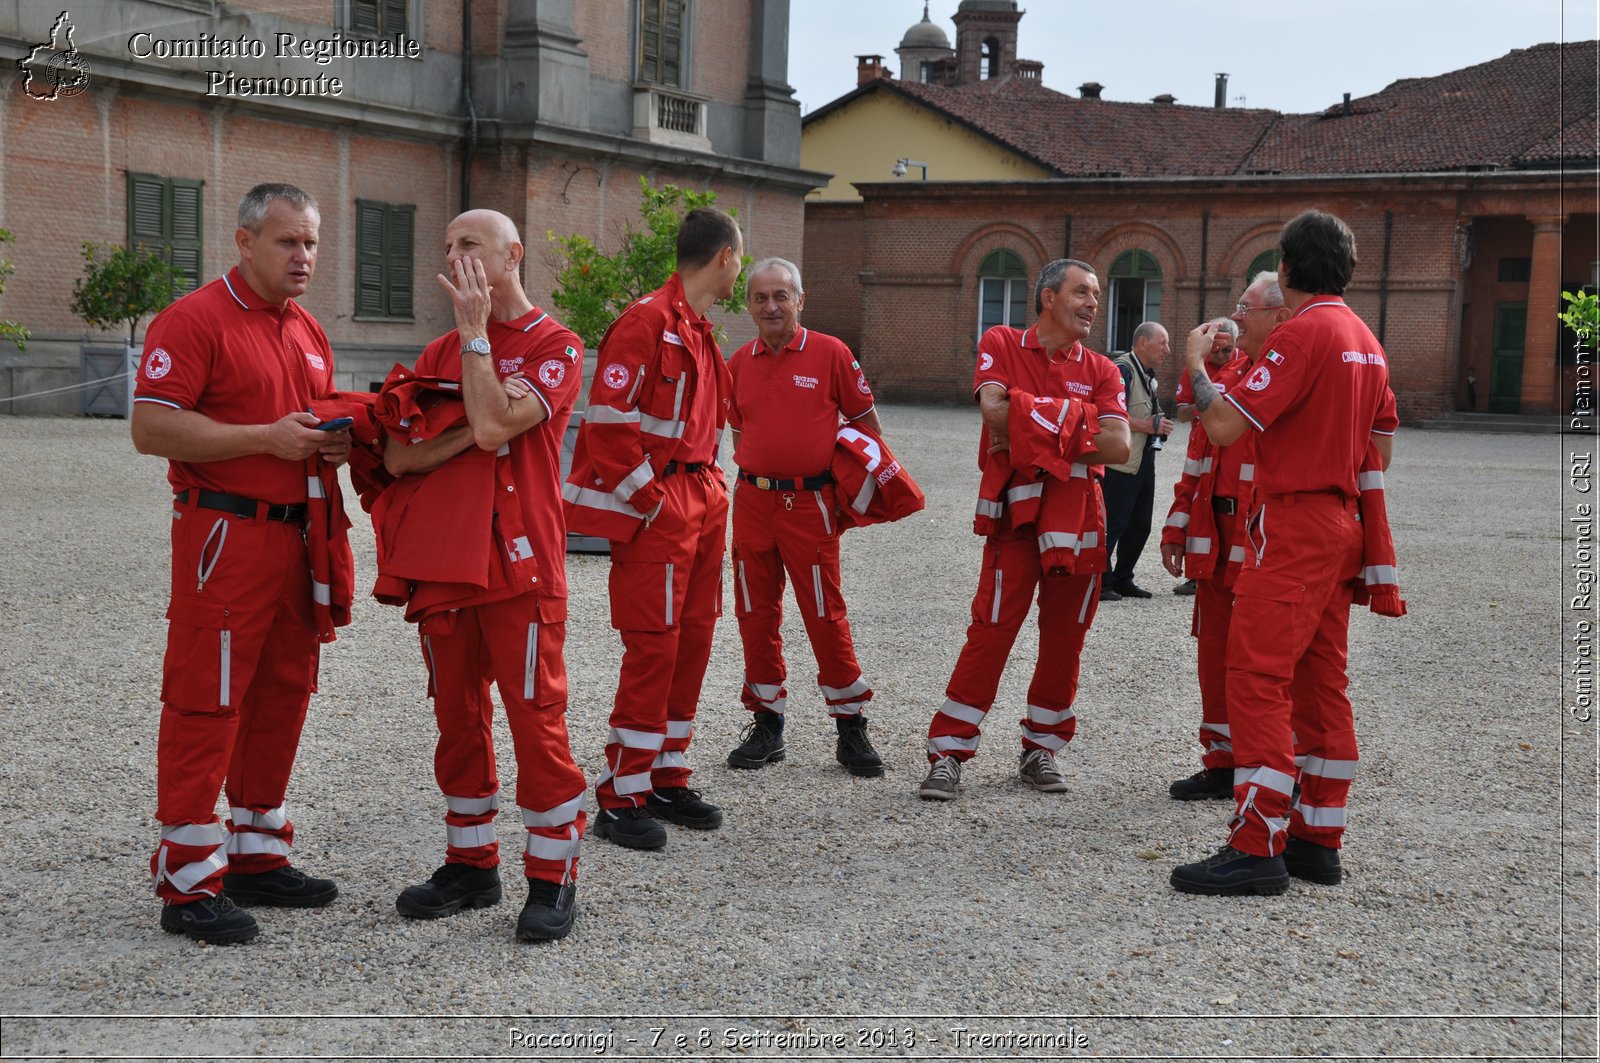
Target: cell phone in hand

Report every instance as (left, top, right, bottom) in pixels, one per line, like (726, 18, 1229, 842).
(312, 417, 353, 431)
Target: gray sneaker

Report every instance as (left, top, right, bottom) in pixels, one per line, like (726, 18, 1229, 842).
(918, 756, 962, 800)
(1019, 747, 1068, 792)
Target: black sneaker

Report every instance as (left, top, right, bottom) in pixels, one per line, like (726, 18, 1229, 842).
(160, 894, 260, 945)
(593, 807, 667, 850)
(1284, 836, 1344, 885)
(1099, 583, 1123, 602)
(221, 865, 338, 908)
(1170, 845, 1290, 896)
(396, 863, 503, 919)
(1169, 767, 1234, 801)
(727, 711, 786, 769)
(1112, 579, 1154, 599)
(516, 877, 576, 942)
(835, 716, 885, 777)
(1174, 579, 1197, 596)
(646, 787, 723, 830)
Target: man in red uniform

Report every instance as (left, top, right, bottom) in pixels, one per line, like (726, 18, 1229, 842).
(1169, 317, 1240, 597)
(133, 183, 350, 944)
(722, 257, 887, 778)
(919, 258, 1131, 800)
(1172, 211, 1397, 895)
(1160, 275, 1288, 801)
(382, 210, 587, 941)
(564, 208, 742, 850)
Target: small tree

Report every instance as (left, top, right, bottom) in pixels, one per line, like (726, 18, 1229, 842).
(70, 242, 183, 346)
(1559, 289, 1599, 345)
(548, 177, 748, 348)
(0, 228, 27, 350)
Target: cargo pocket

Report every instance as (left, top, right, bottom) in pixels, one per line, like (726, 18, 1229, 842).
(609, 561, 674, 632)
(161, 595, 237, 712)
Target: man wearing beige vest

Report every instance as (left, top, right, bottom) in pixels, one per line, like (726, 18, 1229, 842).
(1100, 322, 1174, 601)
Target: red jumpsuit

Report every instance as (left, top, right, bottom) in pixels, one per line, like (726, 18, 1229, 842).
(1161, 355, 1253, 771)
(387, 310, 587, 886)
(926, 326, 1127, 763)
(727, 327, 878, 719)
(136, 268, 347, 904)
(564, 273, 730, 810)
(1220, 298, 1399, 856)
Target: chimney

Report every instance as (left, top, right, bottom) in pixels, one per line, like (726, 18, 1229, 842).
(1152, 93, 1176, 105)
(856, 54, 890, 86)
(1342, 91, 1352, 116)
(1079, 81, 1103, 100)
(1214, 72, 1229, 108)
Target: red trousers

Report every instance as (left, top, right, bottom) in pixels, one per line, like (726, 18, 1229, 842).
(596, 469, 728, 809)
(1191, 516, 1237, 771)
(152, 501, 319, 903)
(927, 530, 1101, 762)
(418, 596, 586, 885)
(1225, 492, 1364, 856)
(731, 481, 871, 718)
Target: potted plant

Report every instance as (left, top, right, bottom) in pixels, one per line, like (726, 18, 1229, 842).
(70, 242, 182, 417)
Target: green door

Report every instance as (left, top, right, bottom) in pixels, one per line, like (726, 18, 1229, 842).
(1489, 303, 1526, 413)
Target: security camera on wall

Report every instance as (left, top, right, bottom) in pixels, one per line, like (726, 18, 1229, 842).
(892, 159, 908, 177)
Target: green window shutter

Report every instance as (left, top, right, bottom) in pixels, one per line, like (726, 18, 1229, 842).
(127, 172, 167, 252)
(355, 200, 387, 317)
(169, 179, 203, 294)
(127, 172, 203, 296)
(381, 0, 408, 34)
(351, 0, 380, 33)
(386, 206, 414, 318)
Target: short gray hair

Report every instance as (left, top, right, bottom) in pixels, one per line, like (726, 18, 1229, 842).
(747, 256, 803, 295)
(1247, 269, 1283, 308)
(238, 183, 318, 232)
(1208, 317, 1240, 340)
(1131, 321, 1166, 346)
(1034, 258, 1095, 312)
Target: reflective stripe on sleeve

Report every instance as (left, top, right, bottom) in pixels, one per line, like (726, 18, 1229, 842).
(1185, 536, 1213, 555)
(639, 413, 687, 439)
(1183, 456, 1214, 476)
(1363, 565, 1398, 586)
(1358, 470, 1385, 492)
(1166, 511, 1191, 530)
(584, 404, 641, 425)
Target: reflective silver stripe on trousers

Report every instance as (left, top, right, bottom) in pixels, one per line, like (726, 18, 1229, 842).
(738, 561, 752, 613)
(1363, 565, 1398, 586)
(526, 832, 582, 862)
(1301, 756, 1358, 781)
(163, 848, 227, 894)
(815, 491, 832, 536)
(219, 630, 231, 707)
(584, 404, 641, 425)
(306, 474, 326, 499)
(524, 623, 538, 701)
(1233, 765, 1296, 796)
(812, 565, 825, 618)
(664, 562, 675, 626)
(665, 720, 693, 740)
(1165, 511, 1191, 530)
(612, 771, 654, 796)
(422, 634, 437, 696)
(1077, 575, 1097, 624)
(928, 734, 980, 754)
(1026, 703, 1075, 726)
(745, 679, 783, 701)
(652, 750, 690, 770)
(937, 699, 987, 727)
(1201, 722, 1232, 737)
(447, 823, 498, 848)
(1358, 470, 1385, 492)
(226, 833, 291, 857)
(1017, 725, 1066, 750)
(445, 793, 500, 815)
(608, 726, 666, 751)
(990, 569, 1003, 624)
(523, 793, 585, 828)
(229, 804, 288, 831)
(821, 677, 870, 700)
(1292, 800, 1349, 828)
(162, 822, 228, 846)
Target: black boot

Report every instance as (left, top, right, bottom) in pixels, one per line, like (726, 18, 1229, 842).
(1170, 845, 1290, 896)
(396, 863, 503, 919)
(516, 877, 576, 941)
(727, 711, 786, 768)
(1284, 836, 1344, 885)
(835, 715, 885, 778)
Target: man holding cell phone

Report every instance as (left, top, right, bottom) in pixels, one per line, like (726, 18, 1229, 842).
(131, 183, 352, 945)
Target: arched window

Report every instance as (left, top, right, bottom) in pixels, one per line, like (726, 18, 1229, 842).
(1108, 249, 1162, 351)
(1245, 249, 1281, 285)
(982, 36, 1000, 78)
(977, 250, 1028, 339)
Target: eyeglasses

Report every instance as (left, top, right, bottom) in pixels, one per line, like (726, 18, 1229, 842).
(1235, 302, 1284, 316)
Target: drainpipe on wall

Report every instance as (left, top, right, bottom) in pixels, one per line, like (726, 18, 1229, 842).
(460, 1, 478, 210)
(1197, 209, 1210, 324)
(1378, 210, 1393, 344)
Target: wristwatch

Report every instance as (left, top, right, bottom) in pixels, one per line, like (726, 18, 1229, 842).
(461, 336, 491, 357)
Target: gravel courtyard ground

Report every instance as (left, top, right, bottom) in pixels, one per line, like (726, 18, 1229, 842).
(0, 409, 1592, 1061)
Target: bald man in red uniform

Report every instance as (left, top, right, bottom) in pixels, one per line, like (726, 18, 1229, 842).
(723, 256, 887, 778)
(1172, 211, 1398, 896)
(133, 183, 350, 945)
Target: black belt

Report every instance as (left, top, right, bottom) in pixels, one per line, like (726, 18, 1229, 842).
(176, 489, 307, 524)
(740, 470, 833, 492)
(1212, 496, 1238, 516)
(662, 461, 706, 477)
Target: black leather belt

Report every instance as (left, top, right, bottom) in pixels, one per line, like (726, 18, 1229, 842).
(1212, 496, 1238, 515)
(740, 470, 833, 492)
(662, 461, 706, 477)
(176, 489, 307, 524)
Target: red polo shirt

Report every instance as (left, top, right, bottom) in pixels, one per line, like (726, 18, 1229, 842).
(727, 327, 876, 478)
(972, 324, 1128, 471)
(1224, 297, 1399, 497)
(135, 267, 335, 503)
(409, 308, 583, 607)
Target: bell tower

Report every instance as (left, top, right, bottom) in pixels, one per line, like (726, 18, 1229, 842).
(952, 0, 1022, 85)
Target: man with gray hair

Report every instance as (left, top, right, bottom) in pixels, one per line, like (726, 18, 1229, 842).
(723, 256, 888, 778)
(1100, 321, 1175, 601)
(132, 182, 350, 944)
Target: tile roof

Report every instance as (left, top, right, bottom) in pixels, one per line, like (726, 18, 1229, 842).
(808, 40, 1597, 177)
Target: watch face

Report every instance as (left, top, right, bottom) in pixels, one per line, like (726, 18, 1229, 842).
(463, 337, 491, 355)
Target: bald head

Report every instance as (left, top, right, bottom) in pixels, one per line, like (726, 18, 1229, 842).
(451, 209, 520, 247)
(444, 208, 529, 315)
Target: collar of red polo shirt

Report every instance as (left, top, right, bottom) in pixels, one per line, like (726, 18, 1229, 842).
(754, 327, 808, 356)
(1021, 327, 1083, 361)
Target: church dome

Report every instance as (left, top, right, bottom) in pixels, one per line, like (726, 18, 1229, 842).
(899, 5, 951, 50)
